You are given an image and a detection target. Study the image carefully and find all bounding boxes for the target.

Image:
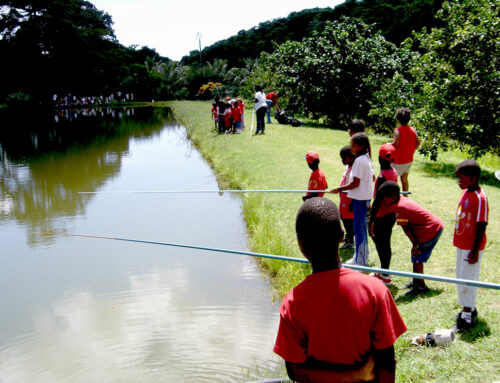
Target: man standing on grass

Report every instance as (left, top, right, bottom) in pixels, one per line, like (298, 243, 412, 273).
(274, 198, 407, 382)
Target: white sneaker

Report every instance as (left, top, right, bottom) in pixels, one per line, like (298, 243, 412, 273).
(344, 257, 356, 265)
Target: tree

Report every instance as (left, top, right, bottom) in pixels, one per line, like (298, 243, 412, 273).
(411, 0, 499, 158)
(256, 17, 401, 127)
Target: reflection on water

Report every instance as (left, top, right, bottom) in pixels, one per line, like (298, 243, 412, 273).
(0, 107, 281, 382)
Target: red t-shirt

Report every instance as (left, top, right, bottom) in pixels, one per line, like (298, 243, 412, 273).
(306, 168, 328, 197)
(224, 109, 232, 127)
(453, 189, 488, 250)
(394, 125, 418, 164)
(232, 106, 241, 121)
(238, 103, 246, 114)
(339, 165, 353, 219)
(395, 198, 443, 243)
(266, 92, 279, 106)
(273, 268, 407, 364)
(374, 167, 398, 217)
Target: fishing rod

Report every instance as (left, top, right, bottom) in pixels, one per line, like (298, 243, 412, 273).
(42, 232, 499, 290)
(78, 190, 411, 195)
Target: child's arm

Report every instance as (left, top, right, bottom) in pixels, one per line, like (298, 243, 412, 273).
(392, 128, 400, 148)
(468, 222, 487, 264)
(285, 356, 376, 383)
(331, 177, 360, 194)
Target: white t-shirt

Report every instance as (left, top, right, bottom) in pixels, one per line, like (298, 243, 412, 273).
(347, 153, 374, 200)
(254, 91, 267, 110)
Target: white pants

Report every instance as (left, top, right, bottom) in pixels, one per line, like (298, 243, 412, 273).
(456, 248, 483, 309)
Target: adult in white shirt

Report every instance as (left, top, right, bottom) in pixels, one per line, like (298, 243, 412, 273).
(253, 85, 268, 135)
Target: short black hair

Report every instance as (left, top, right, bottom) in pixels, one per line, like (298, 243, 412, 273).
(296, 198, 342, 260)
(377, 181, 400, 199)
(349, 119, 365, 133)
(456, 159, 481, 179)
(340, 145, 353, 161)
(254, 85, 263, 92)
(396, 107, 411, 125)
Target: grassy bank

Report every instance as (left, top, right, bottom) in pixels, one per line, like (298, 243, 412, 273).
(169, 100, 499, 382)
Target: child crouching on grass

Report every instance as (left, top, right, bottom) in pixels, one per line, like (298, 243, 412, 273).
(453, 160, 489, 332)
(369, 143, 398, 285)
(374, 181, 443, 297)
(302, 151, 328, 201)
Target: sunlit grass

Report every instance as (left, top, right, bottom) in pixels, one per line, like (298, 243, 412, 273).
(169, 100, 499, 383)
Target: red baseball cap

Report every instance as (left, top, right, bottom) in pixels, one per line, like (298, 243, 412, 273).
(379, 144, 396, 162)
(305, 151, 320, 164)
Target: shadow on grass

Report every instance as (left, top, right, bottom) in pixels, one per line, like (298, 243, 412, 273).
(458, 318, 491, 343)
(420, 162, 500, 188)
(394, 286, 444, 305)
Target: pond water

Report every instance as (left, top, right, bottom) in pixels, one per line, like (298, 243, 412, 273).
(0, 107, 281, 382)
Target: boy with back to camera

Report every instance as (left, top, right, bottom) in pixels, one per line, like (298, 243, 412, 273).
(454, 160, 489, 332)
(302, 151, 328, 201)
(274, 197, 407, 383)
(391, 108, 420, 193)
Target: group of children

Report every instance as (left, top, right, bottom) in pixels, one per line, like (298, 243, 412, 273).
(303, 108, 489, 332)
(211, 96, 246, 134)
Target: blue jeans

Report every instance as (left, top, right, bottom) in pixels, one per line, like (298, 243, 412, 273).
(353, 199, 370, 266)
(266, 100, 273, 123)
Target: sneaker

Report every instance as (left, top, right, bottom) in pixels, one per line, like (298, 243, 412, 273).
(344, 257, 356, 265)
(404, 285, 429, 297)
(455, 311, 473, 332)
(401, 281, 414, 290)
(370, 272, 393, 285)
(340, 240, 354, 250)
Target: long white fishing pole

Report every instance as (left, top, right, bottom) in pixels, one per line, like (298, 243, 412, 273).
(249, 108, 255, 137)
(79, 190, 411, 195)
(42, 232, 500, 290)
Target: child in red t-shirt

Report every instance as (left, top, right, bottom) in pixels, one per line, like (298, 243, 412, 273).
(223, 101, 232, 133)
(231, 100, 241, 134)
(236, 97, 246, 131)
(338, 146, 355, 249)
(375, 181, 443, 296)
(392, 107, 420, 194)
(274, 198, 406, 382)
(453, 160, 489, 332)
(369, 144, 398, 285)
(211, 102, 218, 130)
(302, 151, 328, 201)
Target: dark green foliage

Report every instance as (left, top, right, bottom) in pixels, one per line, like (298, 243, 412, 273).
(256, 18, 401, 128)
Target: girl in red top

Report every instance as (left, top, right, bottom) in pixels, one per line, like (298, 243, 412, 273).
(369, 144, 398, 285)
(374, 181, 443, 296)
(338, 146, 355, 249)
(236, 97, 246, 131)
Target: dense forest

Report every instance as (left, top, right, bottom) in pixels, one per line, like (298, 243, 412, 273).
(0, 0, 498, 157)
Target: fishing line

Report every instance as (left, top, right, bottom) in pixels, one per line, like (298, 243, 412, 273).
(42, 232, 499, 290)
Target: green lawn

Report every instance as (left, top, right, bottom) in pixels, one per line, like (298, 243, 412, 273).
(169, 100, 499, 383)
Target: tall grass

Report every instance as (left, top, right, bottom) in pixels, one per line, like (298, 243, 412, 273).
(169, 100, 499, 383)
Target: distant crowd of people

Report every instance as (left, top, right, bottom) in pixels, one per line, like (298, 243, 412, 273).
(53, 92, 134, 107)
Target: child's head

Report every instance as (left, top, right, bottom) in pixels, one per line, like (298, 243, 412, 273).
(396, 107, 411, 125)
(306, 151, 320, 170)
(455, 159, 481, 190)
(254, 85, 263, 92)
(378, 143, 396, 169)
(340, 145, 354, 166)
(236, 97, 243, 103)
(296, 198, 343, 263)
(348, 119, 365, 136)
(350, 132, 371, 158)
(376, 181, 400, 208)
(233, 99, 239, 106)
